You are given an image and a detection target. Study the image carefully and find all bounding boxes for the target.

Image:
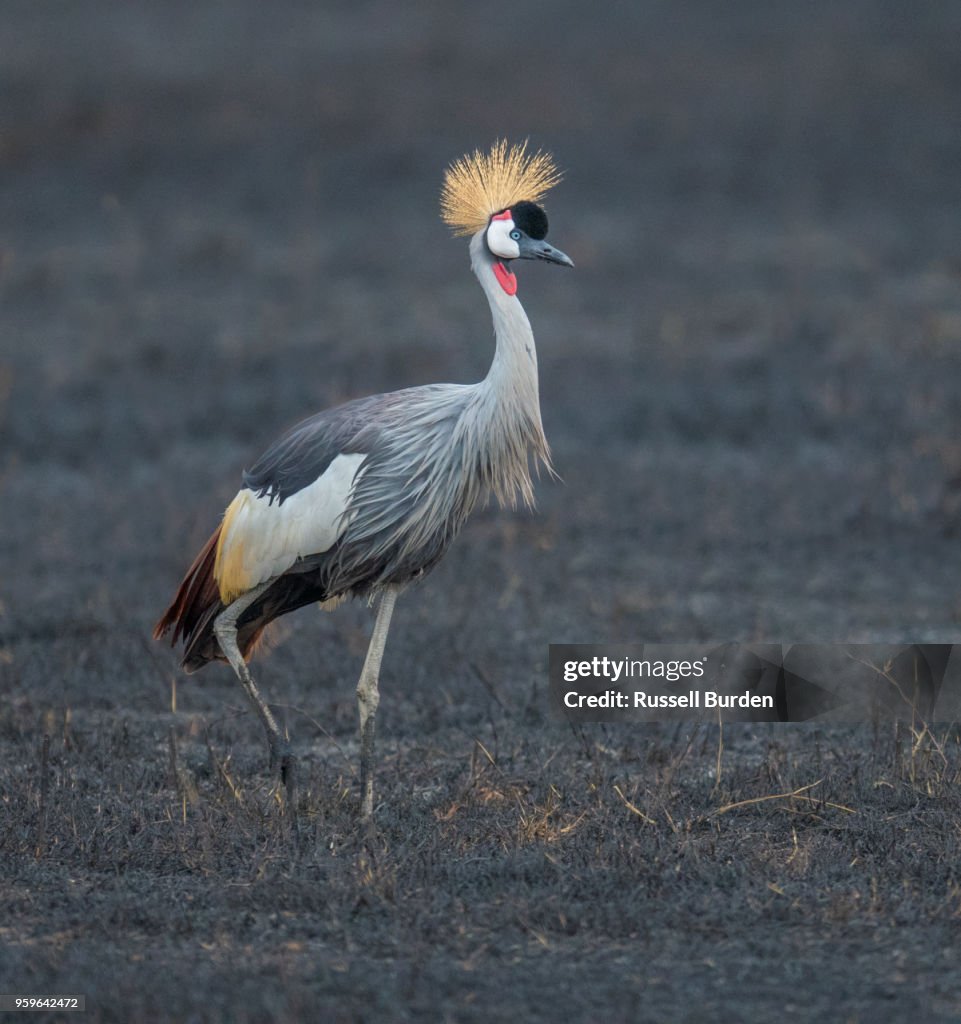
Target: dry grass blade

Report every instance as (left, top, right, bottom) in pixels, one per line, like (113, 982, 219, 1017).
(474, 738, 497, 768)
(34, 732, 50, 859)
(167, 727, 199, 816)
(612, 784, 657, 825)
(712, 713, 723, 796)
(711, 779, 857, 817)
(205, 733, 243, 805)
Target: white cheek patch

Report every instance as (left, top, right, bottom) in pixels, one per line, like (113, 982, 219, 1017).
(486, 216, 521, 260)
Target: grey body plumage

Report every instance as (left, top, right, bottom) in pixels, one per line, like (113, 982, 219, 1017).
(155, 143, 571, 818)
(228, 231, 552, 629)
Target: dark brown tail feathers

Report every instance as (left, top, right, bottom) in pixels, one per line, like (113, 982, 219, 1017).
(155, 526, 225, 672)
(155, 525, 275, 672)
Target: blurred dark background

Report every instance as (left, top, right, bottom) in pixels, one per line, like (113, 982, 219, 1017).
(2, 2, 961, 1019)
(4, 1, 961, 673)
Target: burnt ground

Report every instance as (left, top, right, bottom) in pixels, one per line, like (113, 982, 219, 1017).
(3, 1, 961, 1021)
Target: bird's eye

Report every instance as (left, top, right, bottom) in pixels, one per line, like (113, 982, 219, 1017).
(510, 230, 521, 241)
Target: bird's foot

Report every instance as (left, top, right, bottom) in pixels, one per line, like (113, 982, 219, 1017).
(267, 735, 298, 817)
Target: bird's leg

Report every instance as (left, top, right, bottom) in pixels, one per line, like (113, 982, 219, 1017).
(213, 580, 296, 800)
(356, 588, 398, 819)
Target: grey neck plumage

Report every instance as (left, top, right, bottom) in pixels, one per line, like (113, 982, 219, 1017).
(467, 230, 551, 509)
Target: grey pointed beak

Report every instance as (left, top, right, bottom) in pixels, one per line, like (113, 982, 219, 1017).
(517, 237, 574, 268)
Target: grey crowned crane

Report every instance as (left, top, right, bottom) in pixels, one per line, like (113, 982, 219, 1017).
(154, 141, 573, 818)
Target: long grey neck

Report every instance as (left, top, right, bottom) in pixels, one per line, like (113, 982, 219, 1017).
(466, 230, 550, 506)
(470, 231, 540, 398)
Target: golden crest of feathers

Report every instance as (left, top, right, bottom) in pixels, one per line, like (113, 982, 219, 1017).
(440, 140, 562, 237)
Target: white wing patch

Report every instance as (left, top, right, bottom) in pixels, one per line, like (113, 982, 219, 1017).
(215, 452, 367, 602)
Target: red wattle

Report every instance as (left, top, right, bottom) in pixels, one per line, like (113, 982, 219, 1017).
(493, 261, 517, 296)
